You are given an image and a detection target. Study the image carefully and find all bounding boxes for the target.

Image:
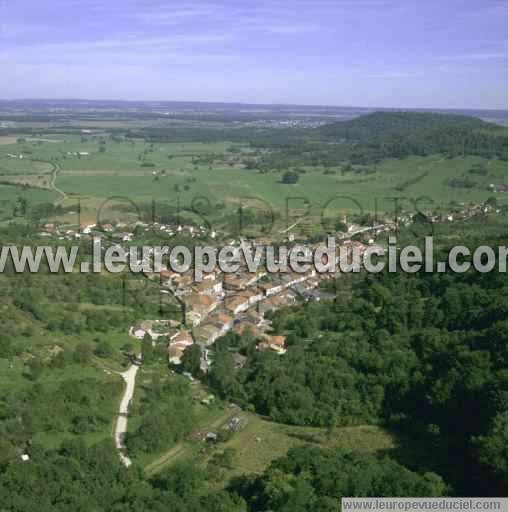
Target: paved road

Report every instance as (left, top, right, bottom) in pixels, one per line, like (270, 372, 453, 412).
(114, 364, 140, 467)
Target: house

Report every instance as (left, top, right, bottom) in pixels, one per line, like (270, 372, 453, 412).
(168, 345, 185, 365)
(212, 313, 234, 333)
(303, 288, 335, 302)
(169, 330, 193, 346)
(132, 327, 147, 339)
(203, 269, 221, 281)
(185, 293, 218, 324)
(269, 335, 286, 349)
(81, 224, 96, 234)
(257, 334, 287, 355)
(43, 223, 56, 232)
(159, 269, 179, 285)
(167, 329, 194, 364)
(225, 294, 250, 315)
(195, 319, 231, 349)
(173, 271, 195, 289)
(260, 281, 284, 297)
(225, 289, 263, 315)
(194, 323, 222, 346)
(193, 279, 223, 296)
(224, 272, 262, 291)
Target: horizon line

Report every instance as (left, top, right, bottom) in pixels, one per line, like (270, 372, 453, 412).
(0, 97, 507, 113)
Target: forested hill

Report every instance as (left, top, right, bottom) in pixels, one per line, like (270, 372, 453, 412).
(317, 111, 508, 160)
(319, 111, 496, 140)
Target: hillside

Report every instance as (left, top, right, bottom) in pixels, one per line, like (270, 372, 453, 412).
(320, 111, 495, 140)
(317, 111, 508, 160)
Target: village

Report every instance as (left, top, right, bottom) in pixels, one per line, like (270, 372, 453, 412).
(38, 216, 379, 373)
(37, 196, 503, 376)
(131, 236, 365, 373)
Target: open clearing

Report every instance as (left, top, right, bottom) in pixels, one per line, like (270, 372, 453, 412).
(218, 414, 396, 478)
(144, 408, 396, 478)
(0, 136, 19, 145)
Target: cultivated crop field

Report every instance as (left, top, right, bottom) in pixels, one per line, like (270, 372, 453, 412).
(1, 132, 507, 227)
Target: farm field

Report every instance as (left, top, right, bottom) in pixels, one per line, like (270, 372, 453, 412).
(1, 134, 507, 228)
(0, 132, 508, 228)
(49, 153, 508, 235)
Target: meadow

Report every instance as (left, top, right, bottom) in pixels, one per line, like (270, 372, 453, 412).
(140, 403, 397, 482)
(1, 132, 507, 228)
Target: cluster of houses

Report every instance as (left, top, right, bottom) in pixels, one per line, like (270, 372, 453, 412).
(66, 151, 90, 157)
(38, 217, 379, 372)
(39, 220, 216, 243)
(134, 236, 376, 372)
(147, 263, 309, 368)
(36, 201, 505, 375)
(487, 183, 508, 194)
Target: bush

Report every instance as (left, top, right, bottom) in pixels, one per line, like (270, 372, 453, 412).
(281, 171, 299, 184)
(73, 342, 94, 364)
(95, 340, 114, 359)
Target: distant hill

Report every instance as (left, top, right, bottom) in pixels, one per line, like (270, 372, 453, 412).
(320, 111, 495, 141)
(317, 111, 508, 160)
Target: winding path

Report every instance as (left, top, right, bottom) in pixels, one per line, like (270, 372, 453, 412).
(114, 363, 140, 467)
(48, 161, 67, 203)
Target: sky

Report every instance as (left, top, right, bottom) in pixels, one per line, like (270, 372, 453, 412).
(0, 0, 507, 108)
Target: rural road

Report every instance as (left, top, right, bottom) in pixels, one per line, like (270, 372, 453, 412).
(49, 162, 67, 203)
(114, 363, 140, 467)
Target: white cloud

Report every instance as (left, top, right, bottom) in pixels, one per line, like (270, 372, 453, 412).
(363, 71, 421, 79)
(438, 52, 508, 61)
(134, 4, 225, 25)
(11, 32, 234, 54)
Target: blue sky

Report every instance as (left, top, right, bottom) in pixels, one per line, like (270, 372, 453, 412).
(1, 0, 507, 108)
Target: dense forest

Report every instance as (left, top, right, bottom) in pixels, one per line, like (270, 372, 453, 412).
(320, 111, 492, 139)
(230, 446, 447, 511)
(254, 112, 508, 170)
(207, 222, 508, 497)
(320, 112, 508, 160)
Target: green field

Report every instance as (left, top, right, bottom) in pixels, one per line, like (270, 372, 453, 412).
(212, 415, 395, 478)
(1, 135, 507, 227)
(141, 405, 397, 482)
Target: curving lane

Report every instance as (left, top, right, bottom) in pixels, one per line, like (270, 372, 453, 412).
(114, 363, 140, 467)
